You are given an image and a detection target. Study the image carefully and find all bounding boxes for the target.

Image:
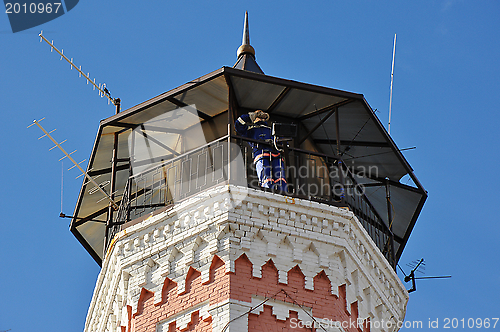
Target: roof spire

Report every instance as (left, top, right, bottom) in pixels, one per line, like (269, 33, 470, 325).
(234, 11, 263, 74)
(237, 11, 255, 58)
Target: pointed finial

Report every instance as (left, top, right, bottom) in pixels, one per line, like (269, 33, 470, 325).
(237, 11, 255, 59)
(242, 11, 250, 46)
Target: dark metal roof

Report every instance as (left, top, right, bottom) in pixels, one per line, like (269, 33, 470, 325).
(233, 54, 264, 74)
(70, 66, 426, 265)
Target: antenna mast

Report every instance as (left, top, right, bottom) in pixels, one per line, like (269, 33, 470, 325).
(399, 258, 451, 293)
(39, 31, 120, 110)
(388, 33, 396, 135)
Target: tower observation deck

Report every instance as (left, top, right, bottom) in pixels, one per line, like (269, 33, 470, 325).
(69, 14, 426, 270)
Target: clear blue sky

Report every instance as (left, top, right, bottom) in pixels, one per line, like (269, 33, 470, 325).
(1, 1, 499, 331)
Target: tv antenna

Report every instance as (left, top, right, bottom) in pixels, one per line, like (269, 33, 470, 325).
(35, 32, 123, 220)
(388, 33, 396, 135)
(27, 118, 119, 210)
(398, 258, 451, 293)
(38, 31, 120, 110)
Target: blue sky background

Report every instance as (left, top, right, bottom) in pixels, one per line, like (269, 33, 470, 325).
(1, 1, 499, 331)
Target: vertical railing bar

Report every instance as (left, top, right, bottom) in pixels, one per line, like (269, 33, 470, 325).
(195, 153, 201, 189)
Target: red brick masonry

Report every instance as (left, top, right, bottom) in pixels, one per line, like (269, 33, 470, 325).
(126, 254, 368, 332)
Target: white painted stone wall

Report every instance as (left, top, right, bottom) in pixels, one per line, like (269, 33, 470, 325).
(83, 184, 409, 332)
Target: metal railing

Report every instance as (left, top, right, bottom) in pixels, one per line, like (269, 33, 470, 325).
(231, 136, 395, 266)
(108, 136, 231, 248)
(110, 134, 395, 267)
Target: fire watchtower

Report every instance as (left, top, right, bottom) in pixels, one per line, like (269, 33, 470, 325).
(74, 13, 426, 332)
(70, 15, 425, 271)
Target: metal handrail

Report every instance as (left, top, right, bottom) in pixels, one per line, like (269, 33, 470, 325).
(130, 135, 230, 179)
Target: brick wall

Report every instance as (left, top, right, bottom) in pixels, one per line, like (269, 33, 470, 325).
(127, 254, 368, 332)
(84, 186, 407, 332)
(130, 256, 228, 332)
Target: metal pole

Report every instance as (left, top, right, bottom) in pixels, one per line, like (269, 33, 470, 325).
(105, 99, 121, 251)
(385, 180, 396, 268)
(115, 98, 121, 113)
(335, 108, 345, 204)
(105, 132, 119, 251)
(225, 75, 237, 184)
(388, 33, 396, 135)
(127, 130, 135, 222)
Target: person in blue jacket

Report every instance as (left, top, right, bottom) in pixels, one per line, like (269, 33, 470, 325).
(235, 110, 287, 192)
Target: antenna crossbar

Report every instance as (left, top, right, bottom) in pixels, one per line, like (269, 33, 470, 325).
(31, 119, 119, 210)
(38, 31, 118, 106)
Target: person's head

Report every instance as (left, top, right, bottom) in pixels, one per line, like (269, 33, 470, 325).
(254, 110, 269, 123)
